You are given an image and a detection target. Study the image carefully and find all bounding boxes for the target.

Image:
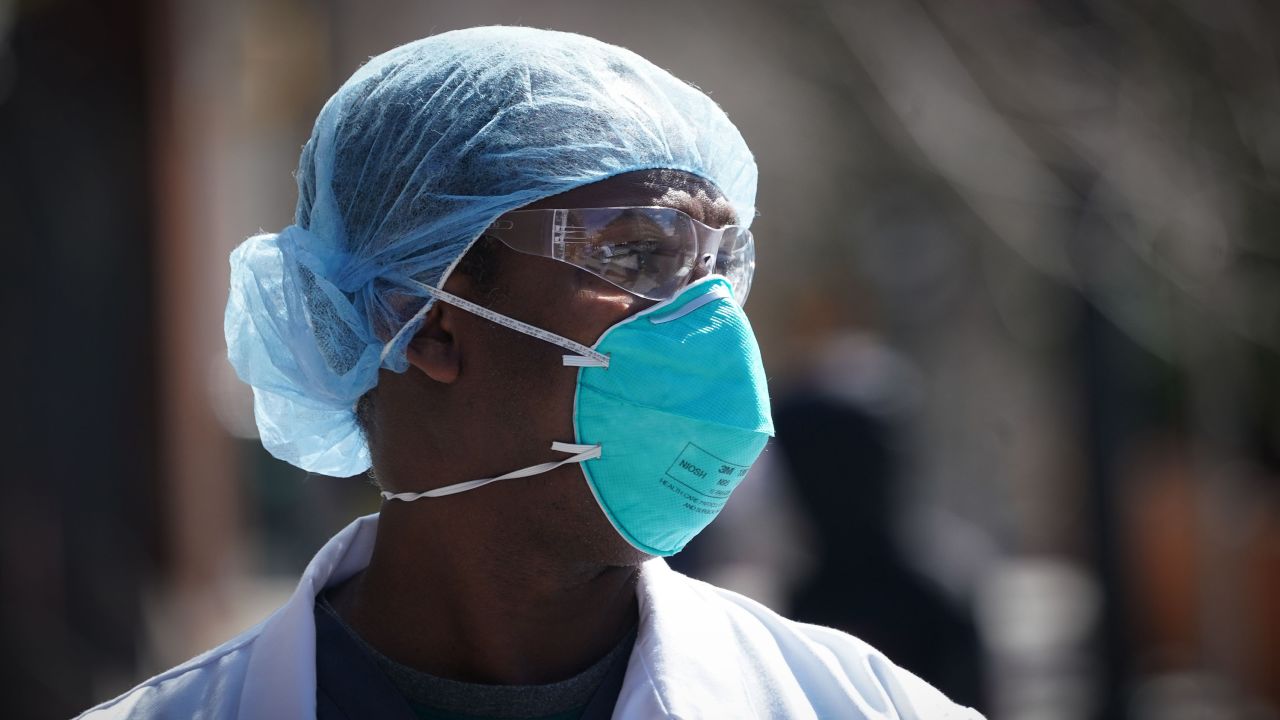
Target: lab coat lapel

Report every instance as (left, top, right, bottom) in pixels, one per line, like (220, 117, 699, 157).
(237, 514, 380, 719)
(614, 559, 766, 718)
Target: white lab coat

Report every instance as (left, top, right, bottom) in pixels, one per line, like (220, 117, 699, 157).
(80, 513, 983, 719)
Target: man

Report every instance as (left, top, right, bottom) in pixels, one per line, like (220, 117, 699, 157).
(82, 26, 983, 719)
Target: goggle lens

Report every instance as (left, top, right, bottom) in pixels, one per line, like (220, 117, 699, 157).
(485, 207, 754, 305)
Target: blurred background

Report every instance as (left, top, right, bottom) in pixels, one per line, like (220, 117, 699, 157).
(1, 0, 1277, 717)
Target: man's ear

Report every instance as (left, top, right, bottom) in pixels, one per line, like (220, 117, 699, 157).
(405, 302, 461, 384)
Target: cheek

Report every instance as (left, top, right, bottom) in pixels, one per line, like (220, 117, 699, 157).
(481, 331, 582, 441)
(545, 365, 582, 438)
(565, 280, 656, 346)
(491, 348, 580, 444)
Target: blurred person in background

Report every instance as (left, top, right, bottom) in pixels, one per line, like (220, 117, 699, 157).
(78, 26, 982, 720)
(772, 331, 987, 711)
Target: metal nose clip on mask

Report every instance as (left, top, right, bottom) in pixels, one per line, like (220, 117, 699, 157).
(381, 276, 775, 556)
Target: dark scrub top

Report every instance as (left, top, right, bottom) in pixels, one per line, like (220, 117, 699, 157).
(315, 592, 634, 720)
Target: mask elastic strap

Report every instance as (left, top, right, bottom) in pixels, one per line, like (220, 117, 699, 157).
(380, 442, 601, 502)
(381, 282, 610, 368)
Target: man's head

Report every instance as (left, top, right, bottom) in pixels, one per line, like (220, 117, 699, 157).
(225, 27, 760, 516)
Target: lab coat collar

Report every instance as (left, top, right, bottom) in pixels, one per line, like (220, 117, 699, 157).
(623, 556, 769, 717)
(236, 512, 760, 719)
(238, 513, 380, 718)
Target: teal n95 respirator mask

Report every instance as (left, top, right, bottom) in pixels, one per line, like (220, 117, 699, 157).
(380, 275, 774, 556)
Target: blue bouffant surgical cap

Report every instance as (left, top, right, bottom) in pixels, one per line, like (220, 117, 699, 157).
(224, 26, 758, 476)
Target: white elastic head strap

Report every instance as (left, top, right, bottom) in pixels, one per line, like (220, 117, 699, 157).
(380, 442, 601, 501)
(380, 282, 610, 368)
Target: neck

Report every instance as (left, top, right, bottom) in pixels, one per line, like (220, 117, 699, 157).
(329, 502, 641, 685)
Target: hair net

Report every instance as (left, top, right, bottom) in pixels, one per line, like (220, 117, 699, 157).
(224, 26, 758, 477)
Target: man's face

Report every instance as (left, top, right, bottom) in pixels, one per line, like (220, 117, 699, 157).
(375, 170, 738, 567)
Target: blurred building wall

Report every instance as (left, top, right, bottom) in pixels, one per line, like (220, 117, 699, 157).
(0, 1, 157, 716)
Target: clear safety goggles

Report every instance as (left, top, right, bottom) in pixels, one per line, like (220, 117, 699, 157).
(482, 206, 755, 305)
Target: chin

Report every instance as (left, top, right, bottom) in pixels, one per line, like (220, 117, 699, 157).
(490, 483, 645, 569)
(596, 538, 654, 568)
(552, 518, 654, 569)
